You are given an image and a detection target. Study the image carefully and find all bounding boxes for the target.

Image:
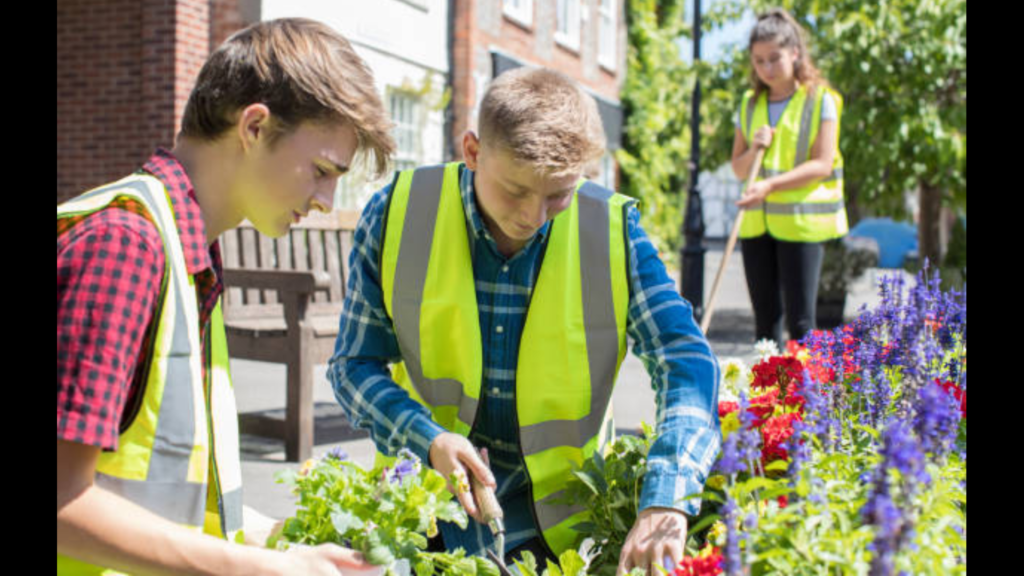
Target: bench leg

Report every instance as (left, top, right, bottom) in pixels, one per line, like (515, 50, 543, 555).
(284, 329, 316, 462)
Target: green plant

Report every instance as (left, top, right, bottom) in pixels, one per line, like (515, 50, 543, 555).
(270, 449, 498, 575)
(818, 237, 878, 299)
(556, 424, 688, 576)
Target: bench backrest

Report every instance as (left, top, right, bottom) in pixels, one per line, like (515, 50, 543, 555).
(219, 210, 360, 321)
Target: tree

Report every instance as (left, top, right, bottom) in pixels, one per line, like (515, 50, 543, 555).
(617, 0, 693, 259)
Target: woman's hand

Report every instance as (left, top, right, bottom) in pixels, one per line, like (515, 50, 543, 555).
(752, 126, 774, 150)
(736, 180, 774, 209)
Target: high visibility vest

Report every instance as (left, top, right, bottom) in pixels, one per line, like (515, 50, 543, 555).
(57, 173, 245, 575)
(738, 85, 848, 242)
(378, 163, 631, 556)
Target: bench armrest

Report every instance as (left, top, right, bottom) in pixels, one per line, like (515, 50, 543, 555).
(223, 269, 333, 331)
(223, 269, 332, 295)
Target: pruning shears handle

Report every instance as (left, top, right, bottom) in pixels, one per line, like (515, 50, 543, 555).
(470, 472, 504, 525)
(470, 448, 508, 573)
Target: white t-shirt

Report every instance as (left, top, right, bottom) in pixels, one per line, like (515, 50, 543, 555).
(734, 91, 838, 133)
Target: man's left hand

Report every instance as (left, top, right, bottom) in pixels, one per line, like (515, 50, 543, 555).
(616, 507, 688, 576)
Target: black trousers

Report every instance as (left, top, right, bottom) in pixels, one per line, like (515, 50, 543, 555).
(740, 234, 824, 347)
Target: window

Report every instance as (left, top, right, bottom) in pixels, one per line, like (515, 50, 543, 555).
(389, 91, 421, 173)
(503, 0, 533, 28)
(598, 0, 617, 70)
(334, 90, 422, 209)
(333, 168, 362, 210)
(555, 0, 581, 52)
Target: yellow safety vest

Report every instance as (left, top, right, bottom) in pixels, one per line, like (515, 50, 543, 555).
(738, 84, 848, 242)
(57, 173, 245, 575)
(378, 163, 631, 556)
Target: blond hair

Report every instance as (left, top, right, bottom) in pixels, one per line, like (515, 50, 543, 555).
(180, 18, 395, 178)
(478, 67, 606, 177)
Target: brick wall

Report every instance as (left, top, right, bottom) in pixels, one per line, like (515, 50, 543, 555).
(449, 0, 625, 161)
(57, 0, 239, 203)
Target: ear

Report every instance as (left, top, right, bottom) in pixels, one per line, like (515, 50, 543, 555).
(462, 130, 481, 171)
(237, 103, 272, 153)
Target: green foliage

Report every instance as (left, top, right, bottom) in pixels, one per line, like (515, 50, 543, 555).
(510, 550, 637, 576)
(271, 450, 494, 575)
(721, 427, 968, 575)
(556, 425, 664, 576)
(618, 0, 693, 257)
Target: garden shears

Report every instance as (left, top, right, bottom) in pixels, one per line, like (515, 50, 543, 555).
(470, 452, 511, 576)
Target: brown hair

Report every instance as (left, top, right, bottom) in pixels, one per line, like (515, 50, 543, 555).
(748, 9, 829, 100)
(180, 18, 395, 178)
(478, 67, 606, 177)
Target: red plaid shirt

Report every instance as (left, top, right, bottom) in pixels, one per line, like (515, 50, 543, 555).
(57, 149, 225, 450)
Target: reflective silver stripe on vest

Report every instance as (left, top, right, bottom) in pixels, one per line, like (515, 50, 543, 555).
(759, 167, 843, 182)
(519, 182, 620, 455)
(392, 165, 479, 427)
(66, 178, 206, 527)
(535, 489, 587, 531)
(795, 88, 818, 163)
(95, 473, 207, 526)
(764, 200, 845, 216)
(223, 487, 245, 532)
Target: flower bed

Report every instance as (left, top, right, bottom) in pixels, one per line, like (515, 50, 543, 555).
(564, 266, 966, 575)
(273, 266, 966, 575)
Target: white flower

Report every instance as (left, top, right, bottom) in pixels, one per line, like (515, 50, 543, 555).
(755, 338, 780, 361)
(719, 357, 750, 399)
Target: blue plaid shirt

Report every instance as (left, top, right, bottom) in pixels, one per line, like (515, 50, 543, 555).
(329, 166, 721, 558)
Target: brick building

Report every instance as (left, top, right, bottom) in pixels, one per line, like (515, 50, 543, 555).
(56, 0, 250, 203)
(57, 0, 626, 203)
(450, 0, 626, 188)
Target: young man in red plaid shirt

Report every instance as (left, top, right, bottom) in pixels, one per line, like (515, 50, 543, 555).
(57, 19, 394, 575)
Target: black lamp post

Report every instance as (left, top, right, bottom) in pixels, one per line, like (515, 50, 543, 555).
(680, 0, 706, 322)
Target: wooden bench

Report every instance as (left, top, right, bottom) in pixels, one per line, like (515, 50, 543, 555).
(220, 210, 360, 462)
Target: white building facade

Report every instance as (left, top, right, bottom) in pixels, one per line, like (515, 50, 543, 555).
(259, 0, 450, 209)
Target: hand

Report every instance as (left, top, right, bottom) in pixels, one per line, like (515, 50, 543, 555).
(428, 433, 497, 523)
(280, 544, 378, 576)
(752, 126, 774, 150)
(736, 180, 773, 209)
(616, 508, 688, 576)
(242, 505, 286, 548)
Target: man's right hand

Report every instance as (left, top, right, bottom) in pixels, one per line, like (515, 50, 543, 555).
(428, 433, 497, 523)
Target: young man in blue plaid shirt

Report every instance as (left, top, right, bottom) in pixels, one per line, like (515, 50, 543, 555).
(329, 67, 720, 575)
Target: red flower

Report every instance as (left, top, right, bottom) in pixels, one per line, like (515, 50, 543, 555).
(841, 325, 860, 377)
(718, 401, 739, 419)
(751, 356, 805, 393)
(674, 547, 724, 576)
(786, 336, 802, 354)
(936, 378, 967, 419)
(748, 391, 778, 428)
(760, 412, 803, 465)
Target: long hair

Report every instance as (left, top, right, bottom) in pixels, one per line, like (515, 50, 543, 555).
(748, 9, 829, 100)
